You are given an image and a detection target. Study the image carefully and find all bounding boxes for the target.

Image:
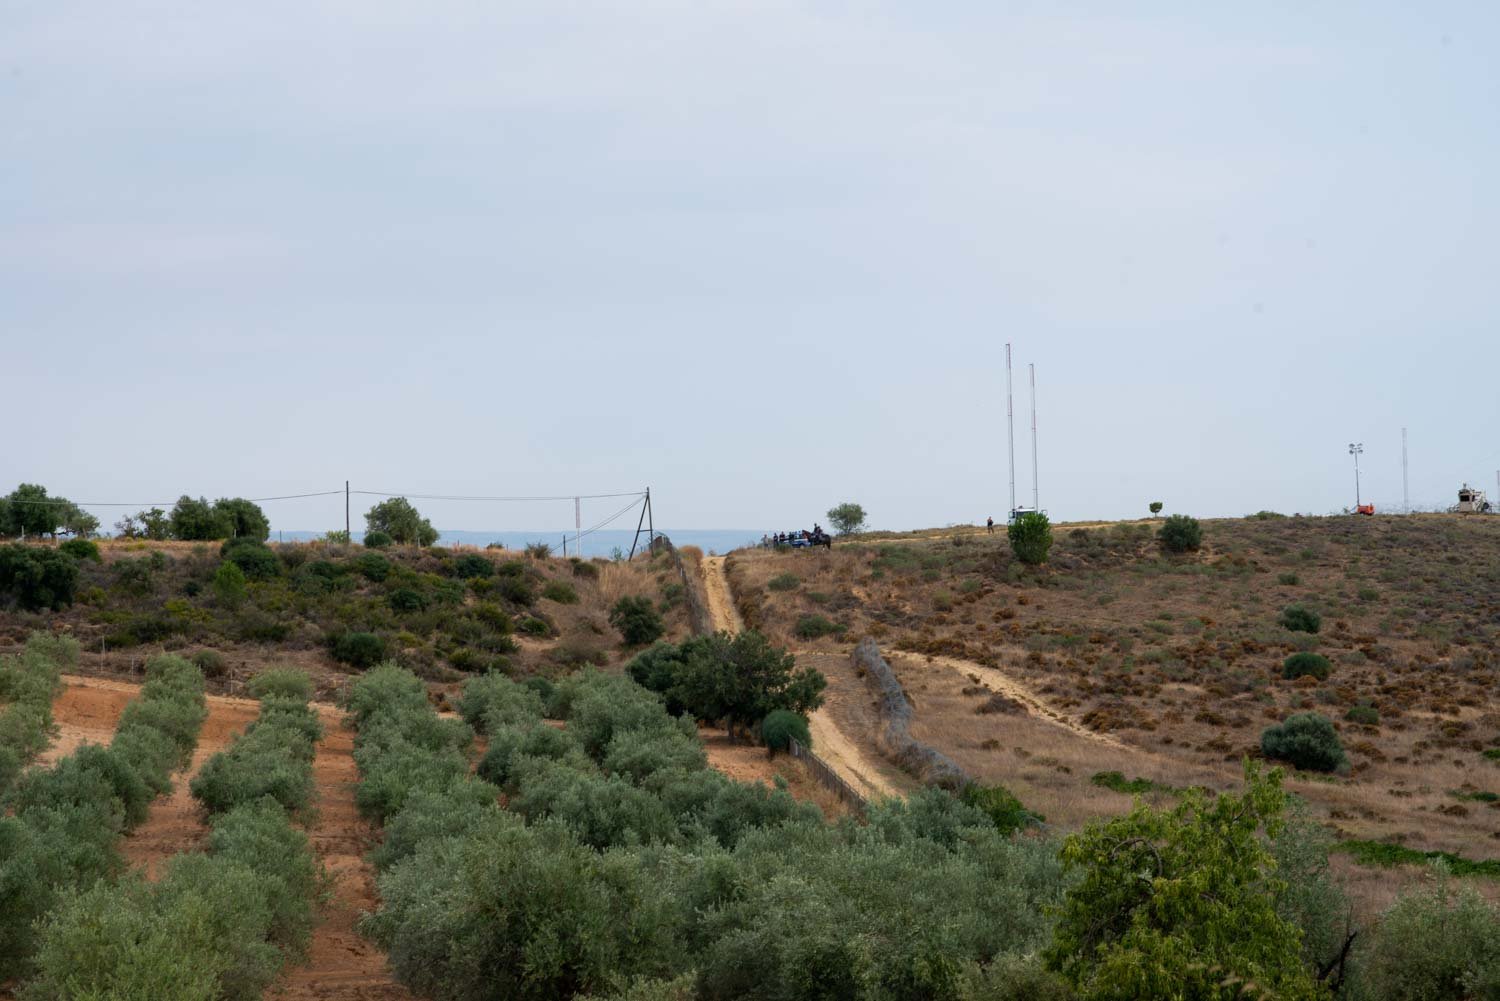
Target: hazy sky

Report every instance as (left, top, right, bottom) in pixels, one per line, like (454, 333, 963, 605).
(4, 2, 1497, 534)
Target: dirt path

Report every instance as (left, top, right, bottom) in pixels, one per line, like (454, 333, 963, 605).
(698, 557, 899, 800)
(914, 653, 1131, 753)
(274, 709, 414, 1001)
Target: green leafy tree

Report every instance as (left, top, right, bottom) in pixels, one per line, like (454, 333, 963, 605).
(1046, 761, 1324, 1001)
(213, 498, 270, 541)
(608, 596, 665, 646)
(1008, 511, 1053, 565)
(117, 507, 171, 540)
(3, 484, 68, 537)
(628, 631, 826, 731)
(1261, 713, 1346, 773)
(1149, 501, 1163, 517)
(212, 560, 247, 609)
(364, 497, 438, 547)
(0, 545, 81, 611)
(170, 496, 234, 541)
(61, 503, 99, 539)
(825, 502, 866, 536)
(1158, 514, 1202, 553)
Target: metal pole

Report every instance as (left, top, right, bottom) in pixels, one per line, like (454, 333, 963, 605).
(1354, 450, 1361, 507)
(628, 493, 649, 559)
(1006, 343, 1015, 518)
(1401, 429, 1409, 514)
(574, 497, 581, 557)
(646, 487, 654, 545)
(1029, 363, 1039, 513)
(345, 481, 350, 539)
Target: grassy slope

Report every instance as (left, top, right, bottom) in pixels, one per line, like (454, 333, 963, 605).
(727, 514, 1500, 867)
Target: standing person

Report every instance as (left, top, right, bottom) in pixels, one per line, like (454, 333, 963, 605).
(986, 516, 994, 535)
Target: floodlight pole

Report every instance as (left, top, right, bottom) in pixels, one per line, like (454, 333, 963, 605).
(1006, 343, 1016, 518)
(1029, 363, 1039, 513)
(1348, 443, 1364, 508)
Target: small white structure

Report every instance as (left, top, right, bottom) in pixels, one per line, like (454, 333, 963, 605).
(1456, 484, 1491, 514)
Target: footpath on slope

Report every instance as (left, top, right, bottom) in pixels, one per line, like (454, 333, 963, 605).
(23, 675, 411, 1001)
(699, 556, 901, 801)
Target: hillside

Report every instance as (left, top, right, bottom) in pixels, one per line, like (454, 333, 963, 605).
(726, 514, 1500, 875)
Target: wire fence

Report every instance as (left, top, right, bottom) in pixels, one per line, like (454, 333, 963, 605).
(787, 737, 868, 813)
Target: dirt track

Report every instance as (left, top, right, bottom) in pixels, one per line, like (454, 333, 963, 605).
(699, 557, 899, 800)
(27, 676, 411, 1000)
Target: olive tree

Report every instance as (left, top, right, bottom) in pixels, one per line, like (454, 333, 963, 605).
(825, 502, 866, 536)
(364, 497, 439, 547)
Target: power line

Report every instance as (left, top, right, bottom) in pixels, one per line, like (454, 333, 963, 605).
(351, 490, 645, 503)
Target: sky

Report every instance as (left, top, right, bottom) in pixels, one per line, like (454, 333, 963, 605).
(3, 2, 1497, 535)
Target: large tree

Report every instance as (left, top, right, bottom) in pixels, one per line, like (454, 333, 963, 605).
(169, 496, 234, 541)
(825, 502, 866, 536)
(628, 631, 826, 731)
(214, 498, 270, 541)
(365, 497, 438, 547)
(2, 484, 70, 538)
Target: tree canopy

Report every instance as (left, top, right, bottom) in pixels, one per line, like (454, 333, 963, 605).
(364, 497, 438, 547)
(627, 631, 826, 730)
(825, 502, 866, 535)
(0, 484, 92, 538)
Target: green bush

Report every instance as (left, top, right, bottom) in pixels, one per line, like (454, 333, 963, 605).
(452, 553, 493, 579)
(626, 633, 825, 731)
(221, 538, 281, 580)
(1279, 604, 1321, 634)
(189, 690, 321, 815)
(1281, 652, 1331, 681)
(329, 631, 386, 669)
(517, 616, 551, 638)
(1008, 512, 1053, 566)
(543, 580, 579, 604)
(364, 530, 393, 549)
(1344, 704, 1380, 725)
(960, 783, 1041, 835)
(792, 614, 845, 640)
(364, 497, 438, 547)
(0, 544, 80, 611)
(169, 496, 233, 541)
(190, 649, 228, 679)
(760, 710, 810, 752)
(0, 634, 70, 793)
(572, 559, 601, 580)
(1157, 514, 1202, 553)
(246, 669, 315, 701)
(767, 573, 800, 592)
(457, 673, 545, 733)
(497, 574, 536, 605)
(213, 560, 247, 608)
(354, 552, 391, 581)
(58, 538, 100, 562)
(1353, 876, 1500, 1001)
(1260, 712, 1346, 773)
(388, 587, 428, 613)
(610, 596, 665, 646)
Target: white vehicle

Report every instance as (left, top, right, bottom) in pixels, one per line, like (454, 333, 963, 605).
(1455, 484, 1491, 514)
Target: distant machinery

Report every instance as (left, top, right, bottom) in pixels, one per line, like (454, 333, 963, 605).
(1454, 484, 1491, 514)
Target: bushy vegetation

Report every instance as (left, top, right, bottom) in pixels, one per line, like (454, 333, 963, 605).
(1156, 513, 1202, 553)
(826, 502, 867, 535)
(0, 653, 206, 981)
(610, 595, 665, 646)
(0, 632, 73, 792)
(792, 613, 844, 639)
(1279, 603, 1322, 634)
(626, 632, 826, 732)
(1261, 712, 1347, 773)
(1008, 511, 1053, 566)
(0, 544, 80, 610)
(58, 538, 100, 562)
(1282, 651, 1332, 681)
(190, 673, 322, 815)
(357, 663, 1073, 1001)
(330, 630, 387, 668)
(1351, 872, 1500, 999)
(0, 483, 97, 539)
(167, 496, 270, 542)
(759, 709, 810, 752)
(364, 497, 438, 547)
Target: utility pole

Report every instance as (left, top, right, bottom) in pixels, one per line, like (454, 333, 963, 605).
(1348, 443, 1364, 509)
(1029, 363, 1039, 513)
(345, 481, 350, 539)
(1401, 429, 1409, 514)
(1006, 343, 1016, 518)
(574, 496, 582, 557)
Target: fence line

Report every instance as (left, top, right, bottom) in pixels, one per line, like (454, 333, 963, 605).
(787, 737, 868, 812)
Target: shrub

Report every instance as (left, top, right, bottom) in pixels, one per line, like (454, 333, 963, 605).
(960, 783, 1041, 835)
(247, 669, 315, 701)
(1277, 572, 1300, 585)
(1008, 512, 1053, 566)
(542, 580, 579, 604)
(452, 553, 493, 579)
(793, 614, 844, 640)
(169, 496, 234, 540)
(189, 691, 321, 815)
(58, 538, 100, 562)
(524, 541, 553, 559)
(826, 502, 866, 535)
(364, 497, 438, 547)
(1353, 876, 1500, 1001)
(1344, 704, 1380, 725)
(221, 538, 280, 580)
(760, 710, 810, 752)
(571, 559, 601, 580)
(1157, 514, 1202, 553)
(213, 560, 247, 608)
(767, 573, 800, 592)
(627, 632, 825, 730)
(457, 673, 545, 732)
(517, 616, 551, 638)
(354, 553, 391, 581)
(364, 530, 393, 549)
(1279, 604, 1321, 634)
(610, 596, 665, 646)
(1261, 713, 1346, 773)
(329, 631, 386, 669)
(191, 649, 228, 679)
(0, 544, 80, 611)
(496, 575, 536, 605)
(1281, 652, 1331, 681)
(388, 587, 428, 613)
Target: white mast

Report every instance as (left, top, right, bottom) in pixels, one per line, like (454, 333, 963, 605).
(1006, 343, 1016, 516)
(1030, 363, 1039, 512)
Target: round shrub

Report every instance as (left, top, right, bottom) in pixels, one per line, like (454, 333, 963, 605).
(58, 538, 100, 562)
(452, 553, 493, 579)
(388, 587, 428, 613)
(1007, 512, 1053, 566)
(1282, 652, 1331, 681)
(517, 616, 551, 638)
(609, 596, 665, 647)
(364, 530, 393, 549)
(767, 573, 800, 593)
(355, 553, 391, 581)
(1261, 712, 1347, 773)
(191, 649, 228, 679)
(247, 668, 314, 701)
(329, 631, 386, 669)
(522, 676, 556, 706)
(1345, 704, 1380, 726)
(760, 710, 810, 752)
(542, 580, 578, 604)
(793, 614, 844, 640)
(221, 539, 281, 580)
(1158, 514, 1203, 553)
(1279, 604, 1321, 634)
(959, 783, 1042, 835)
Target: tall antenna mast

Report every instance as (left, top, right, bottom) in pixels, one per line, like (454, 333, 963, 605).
(1029, 363, 1039, 512)
(1401, 428, 1409, 514)
(1006, 343, 1016, 517)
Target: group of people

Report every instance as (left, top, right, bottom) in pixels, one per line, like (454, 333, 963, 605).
(761, 523, 829, 547)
